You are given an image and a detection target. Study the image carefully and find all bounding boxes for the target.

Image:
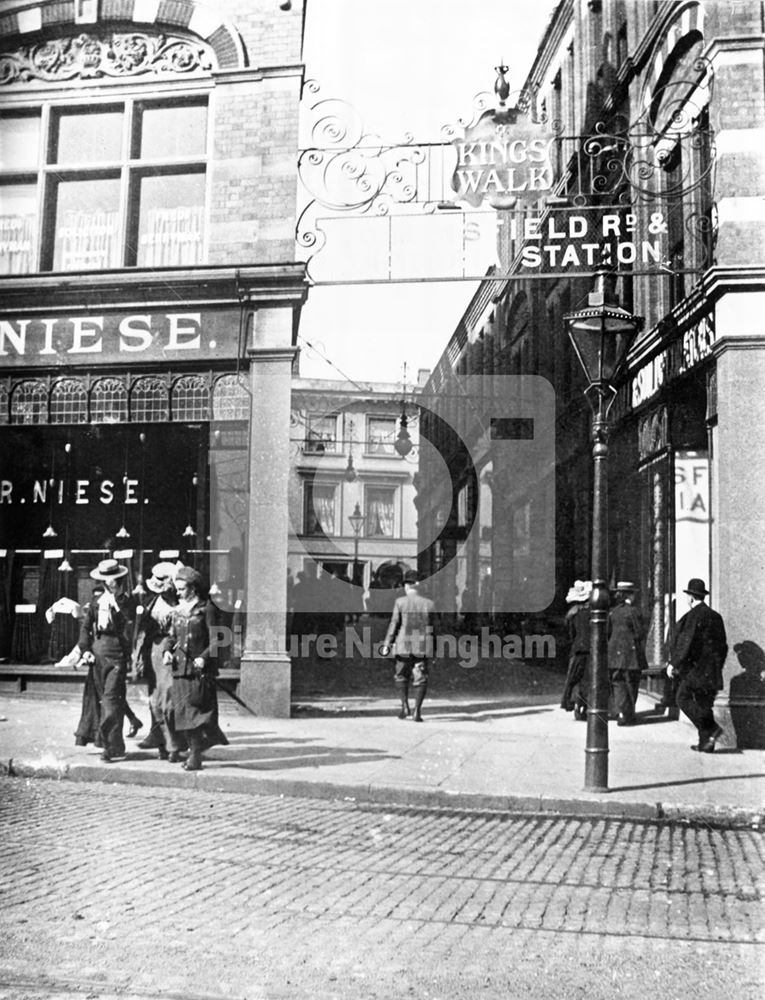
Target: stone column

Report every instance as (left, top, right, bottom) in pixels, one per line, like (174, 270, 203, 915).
(711, 289, 765, 747)
(239, 304, 296, 717)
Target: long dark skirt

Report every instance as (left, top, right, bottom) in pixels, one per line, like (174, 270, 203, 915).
(74, 636, 127, 756)
(561, 651, 590, 710)
(172, 673, 228, 749)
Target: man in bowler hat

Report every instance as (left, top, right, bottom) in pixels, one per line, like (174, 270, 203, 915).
(381, 569, 437, 722)
(667, 578, 727, 752)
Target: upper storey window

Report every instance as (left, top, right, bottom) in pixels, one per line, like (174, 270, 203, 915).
(0, 97, 208, 274)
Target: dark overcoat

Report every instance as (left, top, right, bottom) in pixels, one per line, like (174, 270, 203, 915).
(669, 601, 728, 691)
(608, 602, 648, 673)
(162, 599, 227, 744)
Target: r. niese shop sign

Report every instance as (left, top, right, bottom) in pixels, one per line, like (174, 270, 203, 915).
(0, 309, 240, 367)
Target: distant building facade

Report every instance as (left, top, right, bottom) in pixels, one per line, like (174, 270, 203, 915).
(288, 375, 421, 622)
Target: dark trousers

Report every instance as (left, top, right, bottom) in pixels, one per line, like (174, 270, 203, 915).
(676, 679, 718, 742)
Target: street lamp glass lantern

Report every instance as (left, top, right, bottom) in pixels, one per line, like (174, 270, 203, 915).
(564, 273, 644, 392)
(348, 502, 365, 537)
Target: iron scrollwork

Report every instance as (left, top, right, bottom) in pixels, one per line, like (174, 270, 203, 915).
(579, 56, 716, 205)
(297, 80, 431, 264)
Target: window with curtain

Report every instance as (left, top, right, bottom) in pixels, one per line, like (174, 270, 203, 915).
(367, 416, 396, 454)
(0, 98, 207, 274)
(305, 414, 338, 452)
(365, 487, 396, 537)
(305, 482, 337, 535)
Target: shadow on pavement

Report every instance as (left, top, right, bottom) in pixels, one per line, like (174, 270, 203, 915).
(129, 744, 395, 771)
(289, 699, 558, 720)
(609, 770, 763, 794)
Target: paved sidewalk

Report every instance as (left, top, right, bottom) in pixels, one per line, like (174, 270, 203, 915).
(1, 682, 763, 828)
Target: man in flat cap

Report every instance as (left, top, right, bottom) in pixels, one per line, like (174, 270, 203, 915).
(667, 578, 728, 752)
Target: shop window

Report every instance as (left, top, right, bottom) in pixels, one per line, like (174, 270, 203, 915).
(212, 374, 249, 421)
(366, 416, 396, 454)
(172, 375, 210, 421)
(305, 414, 338, 453)
(10, 379, 47, 424)
(304, 481, 336, 535)
(91, 377, 127, 424)
(0, 98, 207, 275)
(0, 384, 8, 424)
(50, 378, 87, 424)
(131, 376, 169, 422)
(365, 486, 396, 537)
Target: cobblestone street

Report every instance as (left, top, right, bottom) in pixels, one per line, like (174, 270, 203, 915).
(0, 777, 762, 999)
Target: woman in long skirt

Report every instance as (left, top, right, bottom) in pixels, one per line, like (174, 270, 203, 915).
(74, 559, 133, 761)
(161, 566, 228, 771)
(560, 580, 593, 721)
(132, 562, 182, 760)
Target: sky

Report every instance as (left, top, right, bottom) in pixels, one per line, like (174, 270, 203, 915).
(297, 0, 560, 386)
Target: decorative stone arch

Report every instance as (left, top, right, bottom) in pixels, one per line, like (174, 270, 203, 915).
(0, 0, 247, 72)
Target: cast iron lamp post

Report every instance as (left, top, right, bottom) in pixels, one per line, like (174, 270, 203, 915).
(564, 271, 643, 792)
(348, 502, 365, 586)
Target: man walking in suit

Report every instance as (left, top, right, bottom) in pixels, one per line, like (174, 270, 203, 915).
(667, 578, 728, 752)
(381, 569, 437, 722)
(608, 581, 648, 726)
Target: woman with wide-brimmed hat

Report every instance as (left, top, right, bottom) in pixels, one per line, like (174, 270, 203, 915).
(74, 558, 134, 761)
(132, 561, 182, 760)
(560, 580, 593, 720)
(161, 566, 228, 770)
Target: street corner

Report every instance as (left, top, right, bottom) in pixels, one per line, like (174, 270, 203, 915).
(1, 753, 72, 780)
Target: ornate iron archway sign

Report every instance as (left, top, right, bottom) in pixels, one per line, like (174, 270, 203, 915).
(297, 60, 716, 285)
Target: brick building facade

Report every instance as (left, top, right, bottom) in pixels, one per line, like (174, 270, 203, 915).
(0, 0, 308, 714)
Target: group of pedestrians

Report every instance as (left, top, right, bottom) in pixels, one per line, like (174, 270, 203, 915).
(560, 574, 728, 752)
(73, 558, 227, 769)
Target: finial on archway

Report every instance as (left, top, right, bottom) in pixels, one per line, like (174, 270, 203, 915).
(494, 62, 510, 106)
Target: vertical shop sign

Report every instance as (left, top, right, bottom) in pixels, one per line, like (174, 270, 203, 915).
(674, 450, 710, 598)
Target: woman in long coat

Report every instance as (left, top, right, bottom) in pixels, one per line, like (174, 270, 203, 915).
(560, 580, 593, 720)
(608, 581, 648, 725)
(74, 559, 133, 761)
(161, 566, 228, 771)
(132, 562, 182, 760)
